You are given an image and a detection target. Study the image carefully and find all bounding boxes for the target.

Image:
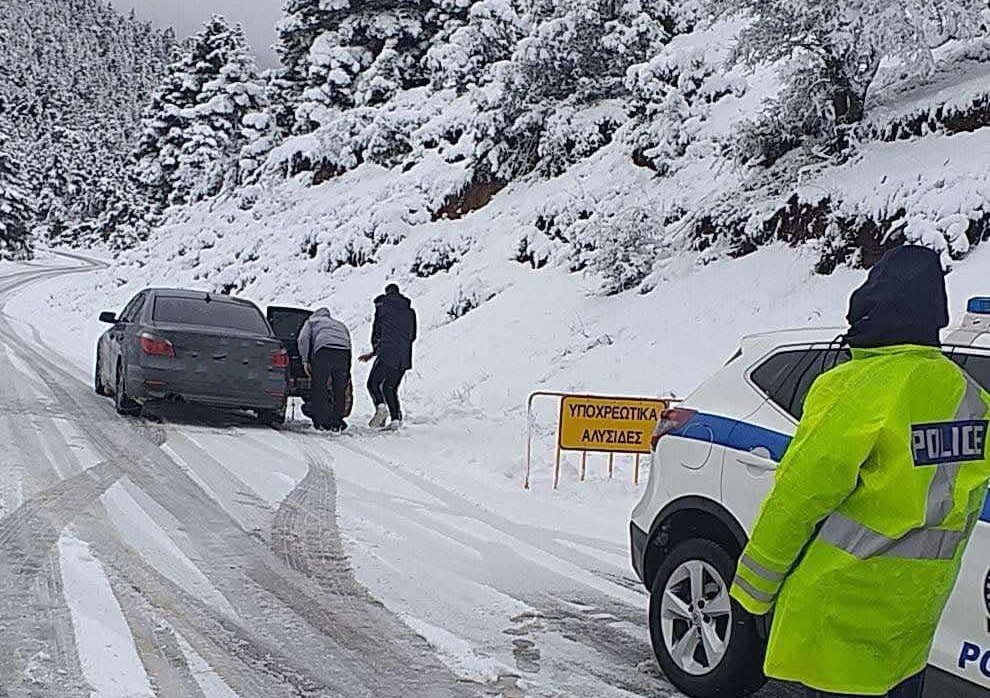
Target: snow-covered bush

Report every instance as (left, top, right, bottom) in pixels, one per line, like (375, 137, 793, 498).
(446, 281, 496, 321)
(586, 211, 663, 295)
(626, 39, 744, 173)
(411, 237, 469, 277)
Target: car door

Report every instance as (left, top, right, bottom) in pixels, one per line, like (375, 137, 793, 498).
(266, 306, 313, 395)
(109, 293, 145, 378)
(928, 348, 990, 694)
(721, 346, 849, 528)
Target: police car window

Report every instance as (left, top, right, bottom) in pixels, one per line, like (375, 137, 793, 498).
(948, 352, 990, 392)
(752, 349, 851, 419)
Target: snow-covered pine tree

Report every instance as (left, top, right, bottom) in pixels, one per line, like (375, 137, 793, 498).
(723, 0, 985, 160)
(283, 0, 472, 131)
(177, 21, 268, 202)
(425, 0, 529, 91)
(0, 142, 34, 259)
(474, 0, 699, 179)
(132, 16, 267, 209)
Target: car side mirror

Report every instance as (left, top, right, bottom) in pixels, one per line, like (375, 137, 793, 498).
(99, 311, 118, 324)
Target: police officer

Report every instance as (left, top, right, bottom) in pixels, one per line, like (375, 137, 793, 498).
(731, 245, 990, 697)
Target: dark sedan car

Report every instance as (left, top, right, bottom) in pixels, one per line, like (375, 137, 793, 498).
(95, 289, 289, 424)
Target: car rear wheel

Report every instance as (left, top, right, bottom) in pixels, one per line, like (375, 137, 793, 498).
(256, 404, 286, 427)
(649, 539, 767, 698)
(114, 362, 141, 417)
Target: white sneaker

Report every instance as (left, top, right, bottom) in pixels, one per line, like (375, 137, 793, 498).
(386, 419, 403, 431)
(369, 404, 389, 429)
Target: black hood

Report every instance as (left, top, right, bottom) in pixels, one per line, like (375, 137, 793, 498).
(376, 292, 411, 310)
(846, 245, 949, 349)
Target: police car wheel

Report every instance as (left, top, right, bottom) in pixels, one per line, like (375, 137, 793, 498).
(649, 539, 767, 698)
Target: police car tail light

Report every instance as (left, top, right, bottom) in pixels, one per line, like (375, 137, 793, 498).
(651, 408, 697, 450)
(967, 297, 990, 314)
(139, 332, 175, 358)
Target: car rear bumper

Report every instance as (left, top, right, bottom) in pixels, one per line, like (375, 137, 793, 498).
(630, 521, 648, 585)
(127, 365, 285, 411)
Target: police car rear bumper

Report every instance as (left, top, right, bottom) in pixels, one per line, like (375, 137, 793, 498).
(924, 666, 986, 698)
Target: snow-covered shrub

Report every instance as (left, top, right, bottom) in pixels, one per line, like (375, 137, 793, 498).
(538, 103, 625, 177)
(565, 207, 663, 295)
(446, 282, 496, 321)
(626, 40, 744, 174)
(732, 64, 834, 165)
(359, 111, 418, 168)
(411, 237, 468, 277)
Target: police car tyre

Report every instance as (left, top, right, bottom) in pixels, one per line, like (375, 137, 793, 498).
(649, 539, 767, 698)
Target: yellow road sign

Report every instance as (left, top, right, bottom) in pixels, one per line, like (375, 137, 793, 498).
(558, 395, 668, 455)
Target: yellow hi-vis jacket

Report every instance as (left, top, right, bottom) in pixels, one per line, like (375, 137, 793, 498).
(731, 345, 990, 695)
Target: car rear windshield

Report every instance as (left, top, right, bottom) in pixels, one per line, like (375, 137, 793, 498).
(153, 296, 269, 334)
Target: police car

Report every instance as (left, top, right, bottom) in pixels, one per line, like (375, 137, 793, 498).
(630, 299, 990, 698)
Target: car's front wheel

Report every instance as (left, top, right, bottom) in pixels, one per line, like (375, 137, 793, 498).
(649, 539, 767, 698)
(114, 362, 141, 417)
(94, 351, 108, 396)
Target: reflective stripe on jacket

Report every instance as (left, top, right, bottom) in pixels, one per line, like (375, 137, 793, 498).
(730, 345, 990, 695)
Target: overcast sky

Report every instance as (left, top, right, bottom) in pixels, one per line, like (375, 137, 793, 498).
(108, 0, 283, 66)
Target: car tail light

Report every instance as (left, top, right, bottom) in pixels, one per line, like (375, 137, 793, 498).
(271, 350, 290, 369)
(650, 407, 697, 450)
(139, 332, 175, 358)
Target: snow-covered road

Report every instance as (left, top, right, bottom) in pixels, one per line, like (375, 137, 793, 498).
(0, 255, 483, 697)
(0, 255, 804, 697)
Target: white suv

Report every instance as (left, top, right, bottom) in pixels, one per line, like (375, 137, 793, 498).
(630, 300, 990, 698)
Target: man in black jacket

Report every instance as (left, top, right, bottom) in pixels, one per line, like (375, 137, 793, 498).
(359, 284, 417, 429)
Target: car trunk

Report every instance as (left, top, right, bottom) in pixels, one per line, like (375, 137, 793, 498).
(267, 306, 313, 396)
(153, 323, 283, 397)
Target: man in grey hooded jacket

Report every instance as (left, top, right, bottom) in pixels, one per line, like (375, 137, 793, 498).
(298, 308, 352, 432)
